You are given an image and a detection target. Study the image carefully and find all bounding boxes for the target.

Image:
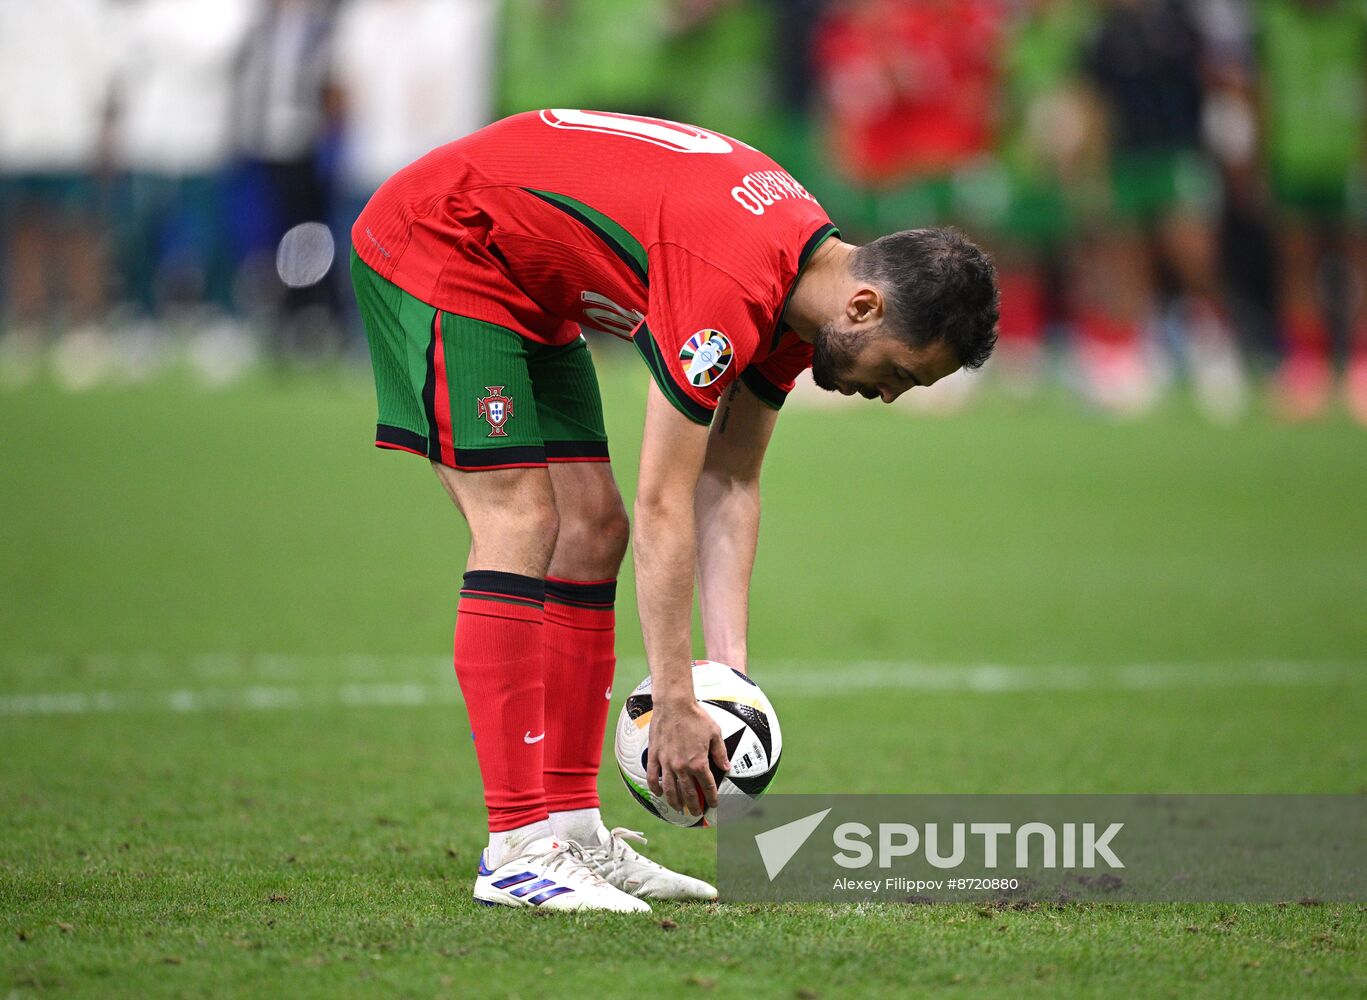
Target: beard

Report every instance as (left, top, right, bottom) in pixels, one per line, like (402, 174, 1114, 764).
(810, 322, 863, 393)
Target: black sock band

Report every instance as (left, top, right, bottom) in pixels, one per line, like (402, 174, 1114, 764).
(545, 577, 617, 609)
(460, 571, 546, 608)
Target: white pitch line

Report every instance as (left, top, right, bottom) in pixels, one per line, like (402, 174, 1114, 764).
(0, 656, 1360, 718)
(768, 659, 1365, 694)
(0, 682, 451, 718)
(0, 652, 452, 685)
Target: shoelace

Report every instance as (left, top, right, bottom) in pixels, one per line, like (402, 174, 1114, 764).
(599, 828, 657, 866)
(533, 839, 610, 886)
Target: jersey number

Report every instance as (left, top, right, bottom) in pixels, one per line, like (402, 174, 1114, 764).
(539, 109, 733, 154)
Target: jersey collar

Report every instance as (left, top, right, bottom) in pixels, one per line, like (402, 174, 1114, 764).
(770, 222, 840, 352)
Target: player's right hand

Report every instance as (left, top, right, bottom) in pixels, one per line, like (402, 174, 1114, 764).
(646, 698, 730, 815)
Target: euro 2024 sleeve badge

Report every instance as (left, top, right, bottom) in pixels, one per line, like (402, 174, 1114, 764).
(680, 330, 733, 387)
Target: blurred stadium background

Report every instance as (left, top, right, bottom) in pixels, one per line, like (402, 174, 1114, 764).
(3, 2, 1366, 995)
(3, 0, 1367, 421)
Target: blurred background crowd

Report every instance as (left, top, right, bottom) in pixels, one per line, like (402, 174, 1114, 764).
(3, 0, 1367, 423)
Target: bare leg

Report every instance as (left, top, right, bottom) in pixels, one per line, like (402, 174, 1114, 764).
(1158, 210, 1248, 422)
(0, 214, 53, 387)
(1344, 228, 1367, 424)
(63, 225, 107, 329)
(1072, 227, 1160, 415)
(431, 463, 559, 576)
(6, 215, 49, 332)
(1276, 221, 1332, 418)
(546, 462, 630, 581)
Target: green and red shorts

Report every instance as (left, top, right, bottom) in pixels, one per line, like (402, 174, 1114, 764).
(350, 250, 609, 471)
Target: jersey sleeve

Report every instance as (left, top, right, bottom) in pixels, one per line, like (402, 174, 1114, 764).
(632, 244, 770, 425)
(740, 330, 813, 410)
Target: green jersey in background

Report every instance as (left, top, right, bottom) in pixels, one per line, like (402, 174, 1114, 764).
(1258, 0, 1367, 211)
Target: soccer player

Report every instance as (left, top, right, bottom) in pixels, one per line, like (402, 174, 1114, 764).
(350, 110, 998, 912)
(1256, 0, 1367, 421)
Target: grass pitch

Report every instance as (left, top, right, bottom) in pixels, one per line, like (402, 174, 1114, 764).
(2, 356, 1364, 997)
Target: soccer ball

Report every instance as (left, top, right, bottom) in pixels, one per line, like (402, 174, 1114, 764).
(614, 659, 782, 828)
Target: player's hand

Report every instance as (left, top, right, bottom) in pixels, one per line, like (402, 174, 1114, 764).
(646, 698, 731, 815)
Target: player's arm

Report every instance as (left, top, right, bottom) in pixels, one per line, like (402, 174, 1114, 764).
(695, 379, 781, 674)
(635, 380, 732, 815)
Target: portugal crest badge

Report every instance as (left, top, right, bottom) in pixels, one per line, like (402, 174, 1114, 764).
(679, 330, 733, 387)
(477, 386, 514, 437)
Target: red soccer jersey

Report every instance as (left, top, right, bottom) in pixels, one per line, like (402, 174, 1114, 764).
(352, 109, 839, 423)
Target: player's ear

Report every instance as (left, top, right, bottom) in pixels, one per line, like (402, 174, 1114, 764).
(846, 285, 885, 327)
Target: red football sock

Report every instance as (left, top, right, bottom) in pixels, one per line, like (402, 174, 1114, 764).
(542, 577, 618, 813)
(453, 570, 549, 833)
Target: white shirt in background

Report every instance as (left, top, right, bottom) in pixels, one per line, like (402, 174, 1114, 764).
(0, 0, 116, 173)
(112, 0, 259, 175)
(235, 0, 335, 163)
(331, 0, 496, 194)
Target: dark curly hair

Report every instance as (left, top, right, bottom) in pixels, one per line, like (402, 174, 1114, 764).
(850, 228, 1000, 370)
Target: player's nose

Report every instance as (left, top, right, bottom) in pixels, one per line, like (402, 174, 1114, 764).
(879, 386, 903, 404)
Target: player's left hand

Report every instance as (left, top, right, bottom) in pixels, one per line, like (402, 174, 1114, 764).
(646, 698, 731, 815)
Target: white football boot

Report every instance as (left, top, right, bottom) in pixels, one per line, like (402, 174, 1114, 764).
(578, 826, 718, 901)
(473, 836, 651, 912)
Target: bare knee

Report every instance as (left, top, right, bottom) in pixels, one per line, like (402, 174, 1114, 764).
(432, 463, 560, 577)
(483, 499, 560, 576)
(587, 497, 631, 568)
(551, 488, 630, 580)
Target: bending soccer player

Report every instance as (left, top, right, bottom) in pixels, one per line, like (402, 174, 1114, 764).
(350, 110, 999, 912)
